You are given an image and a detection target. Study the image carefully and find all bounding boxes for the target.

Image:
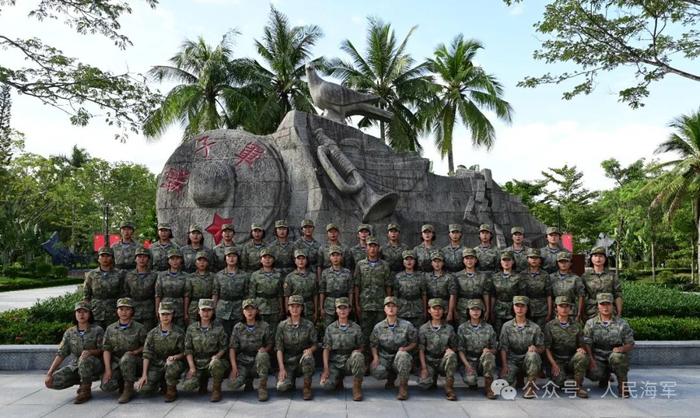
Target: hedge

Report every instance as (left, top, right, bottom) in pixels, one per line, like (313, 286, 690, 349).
(0, 291, 81, 344)
(622, 281, 700, 317)
(0, 277, 83, 292)
(627, 317, 700, 340)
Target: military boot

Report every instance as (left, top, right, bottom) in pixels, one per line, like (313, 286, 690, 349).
(303, 377, 313, 400)
(164, 385, 178, 402)
(118, 381, 135, 404)
(484, 377, 496, 400)
(352, 377, 363, 401)
(523, 379, 537, 399)
(618, 375, 629, 399)
(335, 376, 344, 390)
(210, 379, 222, 402)
(385, 371, 396, 389)
(445, 377, 457, 401)
(397, 378, 409, 401)
(74, 383, 92, 404)
(598, 373, 610, 389)
(258, 377, 269, 402)
(575, 376, 589, 398)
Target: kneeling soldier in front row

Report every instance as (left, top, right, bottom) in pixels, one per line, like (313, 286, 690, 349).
(418, 298, 459, 401)
(276, 295, 318, 400)
(457, 299, 498, 399)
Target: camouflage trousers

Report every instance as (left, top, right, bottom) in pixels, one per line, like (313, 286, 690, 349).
(230, 352, 271, 390)
(321, 352, 365, 390)
(418, 352, 457, 389)
(276, 353, 315, 392)
(371, 351, 412, 381)
(138, 360, 187, 394)
(586, 352, 630, 382)
(359, 310, 384, 350)
(462, 351, 497, 386)
(49, 356, 103, 389)
(182, 358, 231, 391)
(502, 352, 542, 386)
(101, 353, 142, 391)
(549, 352, 589, 387)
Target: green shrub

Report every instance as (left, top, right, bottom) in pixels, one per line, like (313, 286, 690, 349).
(618, 270, 641, 281)
(623, 281, 700, 317)
(0, 309, 68, 344)
(35, 262, 53, 278)
(51, 265, 69, 279)
(0, 277, 82, 292)
(627, 316, 700, 340)
(28, 290, 82, 322)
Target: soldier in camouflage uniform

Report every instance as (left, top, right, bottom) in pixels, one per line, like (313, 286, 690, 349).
(124, 246, 158, 331)
(268, 219, 295, 277)
(442, 224, 466, 273)
(550, 251, 585, 321)
(181, 224, 213, 273)
(150, 223, 179, 272)
(474, 224, 500, 273)
(540, 226, 566, 274)
(283, 249, 317, 321)
(504, 226, 530, 273)
(184, 251, 215, 324)
(413, 224, 437, 273)
(112, 221, 139, 270)
(583, 293, 635, 398)
(293, 219, 321, 278)
(491, 251, 524, 336)
(370, 297, 417, 401)
(155, 248, 188, 327)
(228, 299, 273, 401)
(318, 223, 351, 275)
(353, 236, 392, 353)
(381, 223, 409, 275)
(499, 295, 544, 399)
(457, 299, 498, 399)
(134, 302, 186, 402)
(319, 245, 354, 328)
(393, 250, 427, 329)
(84, 246, 125, 330)
(521, 248, 552, 330)
(276, 295, 318, 400)
(183, 299, 230, 402)
(417, 298, 459, 401)
(241, 223, 267, 272)
(348, 223, 372, 271)
(101, 298, 147, 403)
(248, 248, 284, 338)
(454, 248, 492, 325)
(212, 223, 239, 272)
(320, 297, 365, 401)
(582, 247, 622, 321)
(44, 301, 104, 404)
(425, 251, 457, 322)
(213, 247, 249, 335)
(543, 296, 589, 398)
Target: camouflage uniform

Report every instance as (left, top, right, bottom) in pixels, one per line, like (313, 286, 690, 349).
(454, 270, 492, 325)
(543, 316, 589, 387)
(499, 316, 544, 386)
(284, 270, 317, 321)
(582, 270, 622, 320)
(417, 319, 458, 389)
(348, 244, 368, 272)
(319, 265, 354, 328)
(212, 243, 239, 272)
(381, 242, 410, 274)
(181, 245, 213, 273)
(268, 239, 295, 277)
(182, 319, 231, 391)
(583, 311, 634, 383)
(412, 243, 436, 273)
(49, 323, 104, 389)
(540, 245, 565, 274)
(155, 270, 188, 327)
(318, 242, 351, 270)
(228, 319, 273, 390)
(521, 270, 552, 329)
(185, 271, 215, 324)
(322, 319, 365, 389)
(124, 270, 158, 331)
(240, 240, 267, 272)
(425, 272, 456, 311)
(457, 316, 497, 386)
(275, 317, 318, 391)
(293, 238, 321, 273)
(213, 269, 249, 335)
(550, 271, 585, 317)
(504, 246, 530, 273)
(138, 324, 187, 394)
(248, 267, 283, 338)
(83, 266, 125, 330)
(492, 272, 524, 335)
(474, 245, 500, 273)
(353, 255, 392, 348)
(369, 318, 417, 381)
(393, 270, 427, 329)
(112, 240, 139, 270)
(101, 318, 147, 392)
(441, 244, 466, 273)
(150, 241, 179, 272)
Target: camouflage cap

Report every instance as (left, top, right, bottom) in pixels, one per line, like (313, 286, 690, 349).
(117, 297, 134, 308)
(259, 248, 274, 258)
(335, 297, 350, 308)
(301, 219, 314, 227)
(430, 251, 444, 261)
(198, 299, 215, 310)
(526, 248, 542, 258)
(326, 223, 339, 232)
(74, 300, 91, 312)
(596, 293, 614, 304)
(274, 219, 288, 228)
(467, 299, 484, 310)
(383, 296, 398, 306)
(546, 226, 561, 235)
(556, 251, 572, 261)
(120, 221, 135, 229)
(242, 299, 257, 309)
(387, 223, 400, 231)
(511, 226, 524, 234)
(554, 296, 574, 306)
(366, 236, 379, 246)
(224, 246, 240, 256)
(402, 250, 416, 259)
(328, 245, 343, 255)
(157, 222, 172, 230)
(288, 295, 304, 305)
(221, 223, 235, 232)
(195, 251, 209, 261)
(357, 223, 372, 233)
(188, 224, 203, 233)
(462, 247, 477, 258)
(428, 298, 445, 308)
(513, 295, 530, 306)
(421, 224, 434, 232)
(250, 223, 263, 231)
(167, 248, 182, 258)
(500, 250, 514, 260)
(590, 246, 606, 256)
(479, 224, 492, 233)
(98, 246, 113, 256)
(293, 249, 307, 258)
(158, 302, 174, 314)
(134, 246, 150, 257)
(448, 224, 462, 232)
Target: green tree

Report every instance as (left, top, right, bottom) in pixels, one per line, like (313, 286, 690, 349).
(328, 17, 433, 151)
(503, 179, 557, 226)
(424, 35, 513, 174)
(505, 0, 700, 108)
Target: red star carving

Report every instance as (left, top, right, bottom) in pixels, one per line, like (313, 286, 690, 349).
(205, 212, 233, 245)
(195, 135, 217, 159)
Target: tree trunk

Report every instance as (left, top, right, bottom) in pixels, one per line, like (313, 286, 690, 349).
(447, 150, 454, 176)
(380, 120, 385, 144)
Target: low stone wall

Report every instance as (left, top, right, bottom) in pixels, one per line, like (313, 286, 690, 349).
(1, 341, 698, 371)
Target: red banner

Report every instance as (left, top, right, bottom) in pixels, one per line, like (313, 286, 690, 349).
(93, 234, 121, 252)
(562, 233, 574, 252)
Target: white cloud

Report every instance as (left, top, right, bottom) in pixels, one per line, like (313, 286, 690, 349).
(509, 4, 525, 16)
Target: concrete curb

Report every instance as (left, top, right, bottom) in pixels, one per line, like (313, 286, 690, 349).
(1, 341, 699, 371)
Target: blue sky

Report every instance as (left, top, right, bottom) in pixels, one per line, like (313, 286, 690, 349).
(2, 0, 697, 190)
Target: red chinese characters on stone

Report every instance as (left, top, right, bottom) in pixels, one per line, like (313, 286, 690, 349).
(195, 135, 217, 159)
(235, 142, 265, 167)
(206, 212, 233, 245)
(160, 168, 190, 193)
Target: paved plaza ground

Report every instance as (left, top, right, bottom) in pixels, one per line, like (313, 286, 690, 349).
(0, 285, 79, 312)
(0, 366, 698, 417)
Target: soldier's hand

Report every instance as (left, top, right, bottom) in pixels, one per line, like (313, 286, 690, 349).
(187, 368, 196, 379)
(79, 350, 90, 360)
(44, 373, 53, 388)
(500, 365, 509, 378)
(445, 348, 455, 356)
(527, 345, 537, 352)
(446, 313, 454, 322)
(278, 368, 287, 382)
(320, 369, 329, 384)
(135, 376, 146, 390)
(576, 348, 586, 355)
(550, 363, 560, 377)
(589, 360, 597, 371)
(303, 348, 313, 358)
(230, 367, 238, 381)
(420, 367, 429, 380)
(371, 358, 379, 370)
(166, 356, 176, 365)
(102, 369, 112, 384)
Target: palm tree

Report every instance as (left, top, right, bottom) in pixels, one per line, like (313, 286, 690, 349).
(424, 35, 513, 174)
(328, 17, 433, 151)
(143, 31, 249, 140)
(651, 108, 700, 278)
